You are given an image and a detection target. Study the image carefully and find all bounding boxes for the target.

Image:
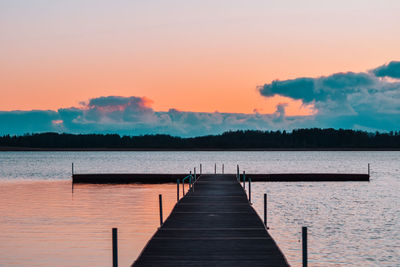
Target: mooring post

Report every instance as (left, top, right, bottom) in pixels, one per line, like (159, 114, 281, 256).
(248, 178, 251, 203)
(112, 228, 118, 267)
(222, 164, 224, 174)
(215, 163, 216, 174)
(368, 163, 370, 176)
(302, 226, 308, 267)
(159, 194, 163, 226)
(264, 193, 267, 227)
(189, 171, 192, 189)
(200, 163, 202, 175)
(243, 171, 246, 189)
(177, 179, 180, 202)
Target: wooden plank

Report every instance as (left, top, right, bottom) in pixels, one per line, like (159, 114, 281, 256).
(131, 174, 289, 267)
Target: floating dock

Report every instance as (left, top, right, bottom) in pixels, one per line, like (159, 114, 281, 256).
(72, 172, 369, 183)
(132, 174, 289, 266)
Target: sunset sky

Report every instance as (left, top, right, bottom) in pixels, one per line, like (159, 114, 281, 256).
(1, 0, 400, 136)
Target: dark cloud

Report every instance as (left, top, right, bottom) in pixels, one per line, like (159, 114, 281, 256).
(258, 62, 400, 131)
(372, 61, 400, 79)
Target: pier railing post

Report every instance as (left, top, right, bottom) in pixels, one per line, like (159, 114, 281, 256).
(177, 179, 180, 202)
(112, 228, 118, 267)
(264, 193, 267, 228)
(159, 194, 163, 226)
(243, 171, 246, 189)
(302, 226, 308, 267)
(248, 178, 251, 203)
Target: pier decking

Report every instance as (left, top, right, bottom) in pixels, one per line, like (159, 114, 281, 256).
(73, 172, 369, 183)
(132, 174, 289, 267)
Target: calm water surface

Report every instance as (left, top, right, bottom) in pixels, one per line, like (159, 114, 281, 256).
(0, 151, 399, 266)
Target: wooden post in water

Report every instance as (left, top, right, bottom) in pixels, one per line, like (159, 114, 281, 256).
(302, 226, 308, 267)
(264, 194, 267, 227)
(189, 171, 192, 189)
(248, 178, 251, 203)
(159, 194, 163, 226)
(368, 163, 370, 176)
(177, 179, 180, 202)
(243, 171, 246, 189)
(112, 228, 118, 267)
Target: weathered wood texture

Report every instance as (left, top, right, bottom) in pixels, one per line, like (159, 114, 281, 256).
(132, 174, 289, 267)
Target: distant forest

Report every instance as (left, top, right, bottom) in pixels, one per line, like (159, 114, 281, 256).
(1, 129, 400, 149)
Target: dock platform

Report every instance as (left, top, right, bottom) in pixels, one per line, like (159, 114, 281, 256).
(132, 174, 289, 266)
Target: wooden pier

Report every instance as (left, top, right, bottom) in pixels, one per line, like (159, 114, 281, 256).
(132, 174, 289, 267)
(73, 172, 369, 183)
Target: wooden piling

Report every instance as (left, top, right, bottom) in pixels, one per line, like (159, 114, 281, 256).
(159, 194, 163, 226)
(248, 178, 251, 203)
(264, 193, 267, 227)
(177, 179, 180, 202)
(368, 163, 370, 176)
(302, 226, 307, 267)
(243, 171, 246, 189)
(112, 228, 118, 267)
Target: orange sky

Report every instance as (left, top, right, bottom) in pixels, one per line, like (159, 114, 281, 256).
(1, 1, 399, 116)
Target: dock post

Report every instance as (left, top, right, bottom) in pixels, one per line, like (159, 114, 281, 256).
(222, 164, 224, 174)
(159, 194, 163, 226)
(177, 179, 180, 202)
(215, 163, 216, 174)
(302, 226, 308, 267)
(189, 171, 192, 189)
(200, 164, 202, 175)
(368, 163, 370, 176)
(248, 178, 251, 203)
(264, 194, 267, 227)
(243, 171, 246, 189)
(112, 228, 118, 267)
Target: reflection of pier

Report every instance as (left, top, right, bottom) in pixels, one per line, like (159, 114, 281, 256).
(132, 174, 289, 266)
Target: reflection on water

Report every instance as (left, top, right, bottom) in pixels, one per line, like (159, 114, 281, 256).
(0, 181, 177, 267)
(0, 151, 399, 266)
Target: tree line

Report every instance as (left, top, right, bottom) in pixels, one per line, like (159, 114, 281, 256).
(0, 128, 400, 149)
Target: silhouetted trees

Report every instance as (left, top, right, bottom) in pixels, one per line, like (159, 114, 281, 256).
(0, 128, 400, 149)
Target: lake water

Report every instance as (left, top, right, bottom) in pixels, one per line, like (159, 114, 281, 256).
(0, 151, 399, 266)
